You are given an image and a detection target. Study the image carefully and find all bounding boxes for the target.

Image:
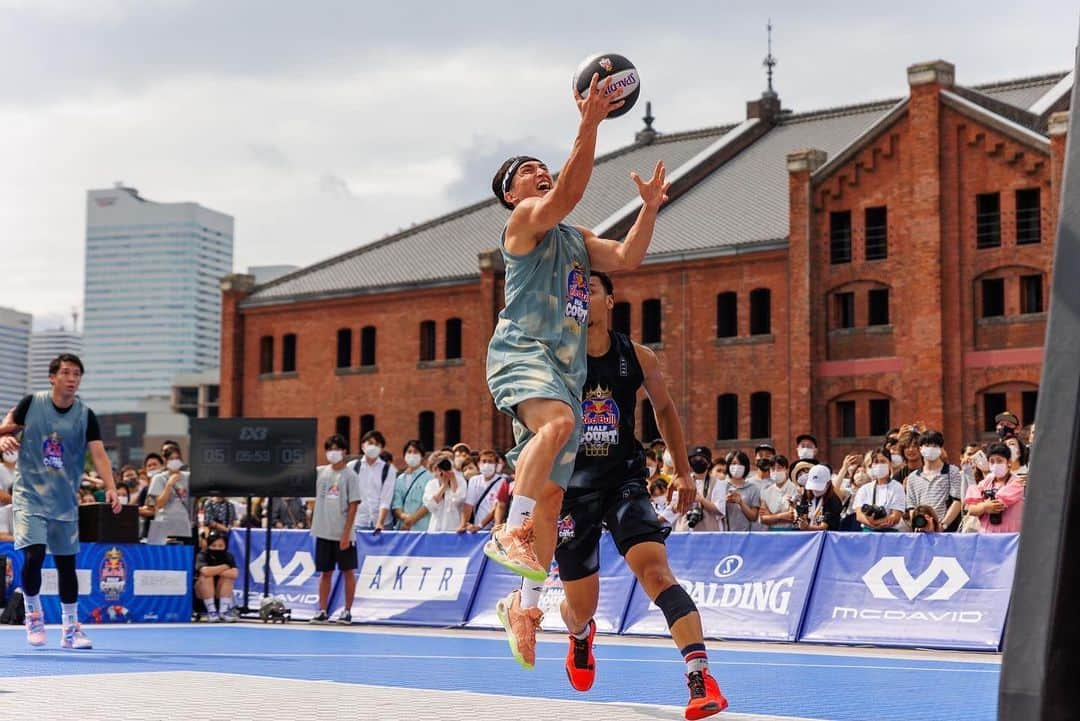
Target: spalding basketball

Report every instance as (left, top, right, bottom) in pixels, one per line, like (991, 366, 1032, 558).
(572, 53, 640, 118)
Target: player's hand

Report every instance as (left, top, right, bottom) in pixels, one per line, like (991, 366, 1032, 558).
(632, 160, 669, 211)
(669, 472, 696, 515)
(575, 72, 625, 126)
(0, 435, 18, 454)
(106, 488, 122, 514)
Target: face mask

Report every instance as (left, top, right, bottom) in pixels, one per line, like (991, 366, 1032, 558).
(166, 459, 184, 472)
(853, 471, 870, 486)
(662, 451, 674, 468)
(771, 470, 787, 484)
(796, 473, 808, 487)
(690, 458, 709, 475)
(811, 488, 825, 498)
(405, 452, 422, 468)
(870, 463, 890, 479)
(890, 453, 903, 465)
(325, 450, 344, 464)
(453, 456, 465, 469)
(797, 447, 815, 460)
(2, 452, 16, 463)
(920, 446, 942, 461)
(1008, 445, 1020, 461)
(990, 462, 1009, 479)
(756, 458, 772, 472)
(146, 466, 161, 476)
(728, 464, 746, 479)
(363, 444, 381, 459)
(479, 462, 496, 477)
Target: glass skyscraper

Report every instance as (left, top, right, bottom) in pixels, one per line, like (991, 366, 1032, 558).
(0, 307, 31, 414)
(28, 329, 83, 392)
(81, 184, 233, 412)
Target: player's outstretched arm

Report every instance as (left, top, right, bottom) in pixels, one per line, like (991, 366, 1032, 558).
(507, 74, 623, 247)
(635, 341, 694, 514)
(580, 160, 669, 272)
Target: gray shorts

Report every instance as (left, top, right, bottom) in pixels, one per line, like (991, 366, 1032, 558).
(488, 359, 582, 491)
(14, 509, 80, 556)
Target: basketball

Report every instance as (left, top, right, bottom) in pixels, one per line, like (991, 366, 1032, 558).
(572, 53, 640, 118)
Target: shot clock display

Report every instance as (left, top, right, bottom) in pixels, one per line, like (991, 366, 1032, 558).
(189, 418, 317, 497)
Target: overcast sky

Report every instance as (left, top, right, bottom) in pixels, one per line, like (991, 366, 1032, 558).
(2, 0, 1076, 329)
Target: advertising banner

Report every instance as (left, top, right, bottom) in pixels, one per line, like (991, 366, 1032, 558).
(466, 532, 636, 634)
(229, 529, 328, 620)
(0, 541, 192, 624)
(799, 532, 1018, 650)
(620, 532, 823, 642)
(350, 531, 488, 626)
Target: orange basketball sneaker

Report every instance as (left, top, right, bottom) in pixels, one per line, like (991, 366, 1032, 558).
(496, 589, 544, 670)
(685, 668, 729, 720)
(564, 616, 596, 692)
(484, 518, 547, 582)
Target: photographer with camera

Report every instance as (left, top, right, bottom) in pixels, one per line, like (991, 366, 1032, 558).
(852, 449, 905, 532)
(905, 430, 963, 532)
(672, 446, 726, 532)
(963, 443, 1025, 533)
(795, 465, 843, 531)
(910, 505, 943, 532)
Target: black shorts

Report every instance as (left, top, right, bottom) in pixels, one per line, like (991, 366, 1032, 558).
(314, 536, 358, 572)
(554, 476, 670, 582)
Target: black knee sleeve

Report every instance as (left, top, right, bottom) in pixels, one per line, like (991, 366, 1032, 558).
(55, 554, 79, 604)
(21, 544, 47, 596)
(655, 583, 697, 629)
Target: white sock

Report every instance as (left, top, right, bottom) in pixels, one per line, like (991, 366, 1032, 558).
(62, 602, 78, 627)
(572, 620, 592, 640)
(519, 578, 543, 609)
(218, 596, 232, 613)
(23, 593, 41, 615)
(507, 495, 536, 530)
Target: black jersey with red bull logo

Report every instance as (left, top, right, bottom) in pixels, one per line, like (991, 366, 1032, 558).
(570, 331, 646, 491)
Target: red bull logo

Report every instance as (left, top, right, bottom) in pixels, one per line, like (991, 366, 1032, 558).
(565, 266, 590, 326)
(581, 387, 620, 456)
(99, 547, 127, 601)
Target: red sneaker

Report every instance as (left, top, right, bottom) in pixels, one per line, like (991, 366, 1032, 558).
(564, 618, 596, 692)
(685, 668, 728, 720)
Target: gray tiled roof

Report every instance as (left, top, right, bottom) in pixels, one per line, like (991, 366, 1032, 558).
(650, 103, 895, 256)
(974, 72, 1067, 110)
(245, 129, 727, 304)
(243, 72, 1067, 306)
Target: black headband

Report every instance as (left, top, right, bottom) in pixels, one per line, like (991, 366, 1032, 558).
(500, 156, 541, 200)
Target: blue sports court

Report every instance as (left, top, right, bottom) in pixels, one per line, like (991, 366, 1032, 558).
(0, 624, 1001, 720)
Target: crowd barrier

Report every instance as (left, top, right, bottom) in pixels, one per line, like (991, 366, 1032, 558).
(228, 529, 1018, 651)
(0, 541, 193, 624)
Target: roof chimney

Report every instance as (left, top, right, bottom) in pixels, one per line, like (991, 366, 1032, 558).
(635, 101, 657, 145)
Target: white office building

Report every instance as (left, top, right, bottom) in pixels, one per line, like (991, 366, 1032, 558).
(81, 184, 234, 412)
(28, 329, 83, 392)
(0, 307, 31, 413)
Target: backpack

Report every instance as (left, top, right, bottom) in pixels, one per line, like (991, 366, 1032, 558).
(1, 590, 24, 625)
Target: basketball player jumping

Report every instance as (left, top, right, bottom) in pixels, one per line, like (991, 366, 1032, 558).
(485, 72, 669, 668)
(0, 354, 121, 649)
(558, 272, 727, 719)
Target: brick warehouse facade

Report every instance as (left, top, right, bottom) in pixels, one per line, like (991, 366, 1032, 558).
(219, 60, 1072, 467)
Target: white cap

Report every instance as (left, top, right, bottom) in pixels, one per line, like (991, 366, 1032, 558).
(805, 464, 831, 492)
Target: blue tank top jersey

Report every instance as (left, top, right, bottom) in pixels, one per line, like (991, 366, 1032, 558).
(13, 391, 89, 521)
(486, 222, 591, 400)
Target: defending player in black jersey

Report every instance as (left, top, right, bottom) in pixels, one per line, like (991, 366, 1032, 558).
(556, 272, 728, 719)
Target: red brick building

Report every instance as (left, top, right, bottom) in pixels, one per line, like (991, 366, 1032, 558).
(219, 60, 1072, 466)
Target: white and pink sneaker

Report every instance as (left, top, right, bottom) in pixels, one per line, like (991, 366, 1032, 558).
(25, 610, 46, 647)
(61, 623, 93, 650)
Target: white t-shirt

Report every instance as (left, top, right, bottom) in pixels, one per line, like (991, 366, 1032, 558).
(673, 476, 728, 532)
(853, 481, 907, 521)
(423, 476, 467, 532)
(352, 458, 396, 529)
(464, 473, 503, 529)
(0, 503, 12, 536)
(760, 480, 800, 529)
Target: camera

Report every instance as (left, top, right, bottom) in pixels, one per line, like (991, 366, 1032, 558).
(685, 506, 704, 529)
(911, 513, 929, 531)
(982, 487, 1002, 525)
(794, 498, 810, 522)
(861, 504, 888, 521)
